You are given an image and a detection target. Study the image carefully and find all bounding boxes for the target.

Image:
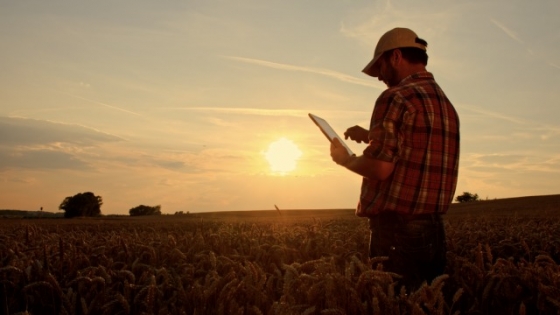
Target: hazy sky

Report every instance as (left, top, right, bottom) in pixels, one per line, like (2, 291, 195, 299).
(1, 0, 559, 214)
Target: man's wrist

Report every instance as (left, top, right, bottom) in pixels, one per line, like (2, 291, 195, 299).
(339, 154, 356, 167)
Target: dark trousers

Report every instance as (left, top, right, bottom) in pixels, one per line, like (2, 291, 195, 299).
(368, 212, 446, 291)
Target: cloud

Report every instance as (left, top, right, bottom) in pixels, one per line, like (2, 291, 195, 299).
(0, 149, 90, 171)
(490, 18, 524, 44)
(489, 17, 560, 70)
(458, 150, 560, 199)
(0, 116, 125, 171)
(465, 153, 560, 174)
(224, 56, 382, 89)
(162, 107, 307, 117)
(339, 0, 458, 47)
(537, 125, 560, 141)
(473, 153, 526, 166)
(0, 116, 124, 146)
(62, 93, 142, 117)
(457, 103, 560, 143)
(159, 106, 369, 119)
(456, 103, 527, 125)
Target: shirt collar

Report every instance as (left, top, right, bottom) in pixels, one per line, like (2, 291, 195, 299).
(398, 71, 434, 86)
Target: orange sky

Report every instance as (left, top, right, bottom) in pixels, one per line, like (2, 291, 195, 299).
(1, 0, 559, 214)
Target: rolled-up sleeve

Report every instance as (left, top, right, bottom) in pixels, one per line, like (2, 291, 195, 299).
(363, 92, 404, 163)
(364, 119, 399, 163)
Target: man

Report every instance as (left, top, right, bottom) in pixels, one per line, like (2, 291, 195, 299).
(330, 27, 460, 290)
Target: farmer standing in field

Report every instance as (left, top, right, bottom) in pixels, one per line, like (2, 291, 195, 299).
(330, 27, 460, 290)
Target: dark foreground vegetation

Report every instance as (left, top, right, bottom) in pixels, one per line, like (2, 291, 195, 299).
(0, 195, 559, 314)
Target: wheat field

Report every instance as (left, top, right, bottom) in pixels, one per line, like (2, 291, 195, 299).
(1, 197, 560, 315)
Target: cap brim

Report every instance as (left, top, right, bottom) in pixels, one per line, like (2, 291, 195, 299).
(362, 55, 382, 77)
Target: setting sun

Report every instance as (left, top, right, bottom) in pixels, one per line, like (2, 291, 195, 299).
(264, 138, 302, 174)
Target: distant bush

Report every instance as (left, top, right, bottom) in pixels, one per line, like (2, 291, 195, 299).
(129, 205, 161, 216)
(59, 192, 102, 218)
(174, 211, 190, 215)
(455, 191, 480, 203)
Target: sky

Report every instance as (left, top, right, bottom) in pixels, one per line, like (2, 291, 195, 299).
(1, 0, 559, 215)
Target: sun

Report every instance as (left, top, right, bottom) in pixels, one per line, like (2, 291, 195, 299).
(264, 138, 302, 174)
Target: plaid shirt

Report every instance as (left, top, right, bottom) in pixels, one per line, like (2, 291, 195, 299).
(356, 72, 460, 217)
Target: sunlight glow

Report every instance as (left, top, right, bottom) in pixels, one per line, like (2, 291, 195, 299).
(264, 138, 302, 175)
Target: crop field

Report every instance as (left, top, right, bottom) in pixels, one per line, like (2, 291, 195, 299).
(0, 195, 559, 315)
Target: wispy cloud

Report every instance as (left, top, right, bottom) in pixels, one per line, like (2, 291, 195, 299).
(161, 107, 308, 117)
(467, 152, 560, 174)
(64, 93, 142, 117)
(457, 103, 560, 144)
(458, 102, 560, 142)
(0, 116, 124, 146)
(490, 18, 560, 71)
(224, 56, 382, 89)
(456, 103, 527, 125)
(536, 124, 560, 140)
(490, 18, 524, 44)
(0, 148, 91, 171)
(339, 0, 459, 46)
(158, 107, 371, 120)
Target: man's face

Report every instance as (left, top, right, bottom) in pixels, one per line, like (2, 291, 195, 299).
(376, 51, 400, 88)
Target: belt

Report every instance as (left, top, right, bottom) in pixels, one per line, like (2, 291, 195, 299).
(374, 211, 441, 221)
(369, 212, 442, 228)
(397, 212, 441, 222)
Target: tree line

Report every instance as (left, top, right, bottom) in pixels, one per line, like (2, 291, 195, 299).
(58, 192, 163, 218)
(58, 191, 481, 218)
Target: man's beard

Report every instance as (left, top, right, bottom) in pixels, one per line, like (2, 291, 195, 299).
(385, 65, 400, 88)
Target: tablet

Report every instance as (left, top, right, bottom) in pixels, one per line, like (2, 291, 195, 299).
(309, 113, 354, 155)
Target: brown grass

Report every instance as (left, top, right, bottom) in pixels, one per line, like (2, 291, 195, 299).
(0, 195, 559, 314)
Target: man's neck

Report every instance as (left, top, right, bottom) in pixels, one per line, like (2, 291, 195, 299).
(398, 64, 427, 80)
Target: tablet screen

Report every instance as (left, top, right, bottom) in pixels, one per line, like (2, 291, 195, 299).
(309, 113, 354, 155)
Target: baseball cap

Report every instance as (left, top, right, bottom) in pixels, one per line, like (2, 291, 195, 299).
(362, 27, 427, 77)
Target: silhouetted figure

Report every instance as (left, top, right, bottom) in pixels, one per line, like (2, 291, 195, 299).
(329, 27, 460, 291)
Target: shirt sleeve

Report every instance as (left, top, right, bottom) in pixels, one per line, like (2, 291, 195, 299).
(363, 92, 402, 163)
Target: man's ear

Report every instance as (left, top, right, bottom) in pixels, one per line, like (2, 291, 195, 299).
(390, 49, 403, 66)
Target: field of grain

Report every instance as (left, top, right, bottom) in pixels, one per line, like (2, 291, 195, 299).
(1, 195, 559, 315)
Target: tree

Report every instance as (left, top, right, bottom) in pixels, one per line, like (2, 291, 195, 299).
(129, 205, 162, 216)
(455, 192, 480, 203)
(59, 192, 103, 218)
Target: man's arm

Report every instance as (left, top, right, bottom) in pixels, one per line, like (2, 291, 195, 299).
(330, 138, 395, 181)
